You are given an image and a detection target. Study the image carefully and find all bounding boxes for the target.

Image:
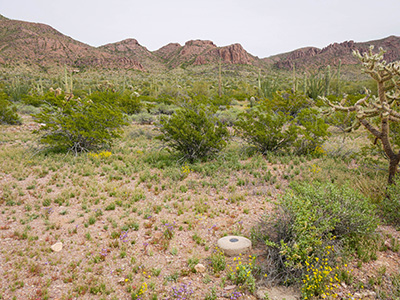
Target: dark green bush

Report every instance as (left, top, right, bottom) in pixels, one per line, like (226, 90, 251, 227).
(33, 96, 127, 154)
(0, 92, 21, 125)
(157, 103, 229, 162)
(235, 107, 298, 154)
(382, 177, 400, 226)
(235, 104, 329, 155)
(149, 103, 177, 115)
(131, 112, 155, 125)
(215, 107, 241, 126)
(257, 182, 378, 284)
(117, 91, 142, 115)
(270, 90, 312, 116)
(294, 108, 330, 155)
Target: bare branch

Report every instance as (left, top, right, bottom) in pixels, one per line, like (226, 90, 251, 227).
(359, 119, 382, 138)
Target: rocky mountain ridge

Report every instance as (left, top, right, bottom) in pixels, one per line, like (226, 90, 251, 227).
(0, 16, 145, 71)
(1, 14, 400, 72)
(268, 36, 400, 70)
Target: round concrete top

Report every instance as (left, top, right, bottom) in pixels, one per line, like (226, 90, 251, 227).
(217, 235, 252, 256)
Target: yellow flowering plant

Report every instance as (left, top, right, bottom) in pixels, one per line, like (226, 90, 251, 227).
(301, 245, 343, 299)
(227, 254, 257, 293)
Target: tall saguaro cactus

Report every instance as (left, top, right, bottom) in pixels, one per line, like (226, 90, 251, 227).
(323, 46, 400, 184)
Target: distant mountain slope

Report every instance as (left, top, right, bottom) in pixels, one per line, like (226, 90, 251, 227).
(151, 39, 256, 68)
(0, 14, 399, 73)
(0, 15, 144, 70)
(99, 38, 165, 71)
(266, 36, 400, 70)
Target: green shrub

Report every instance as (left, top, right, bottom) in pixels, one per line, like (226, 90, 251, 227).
(117, 90, 142, 115)
(149, 103, 177, 115)
(157, 103, 229, 162)
(235, 107, 297, 154)
(23, 90, 65, 107)
(131, 112, 155, 124)
(33, 96, 126, 153)
(0, 92, 21, 125)
(270, 90, 312, 116)
(293, 108, 330, 155)
(382, 177, 400, 226)
(257, 182, 377, 285)
(215, 107, 241, 126)
(235, 105, 329, 156)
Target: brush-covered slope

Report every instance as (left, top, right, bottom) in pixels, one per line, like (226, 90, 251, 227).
(0, 15, 144, 70)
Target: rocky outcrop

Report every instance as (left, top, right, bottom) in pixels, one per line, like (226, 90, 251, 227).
(165, 40, 217, 68)
(1, 14, 400, 73)
(0, 18, 145, 71)
(193, 43, 253, 65)
(154, 42, 182, 61)
(215, 43, 253, 64)
(155, 40, 254, 68)
(271, 37, 400, 70)
(99, 38, 164, 70)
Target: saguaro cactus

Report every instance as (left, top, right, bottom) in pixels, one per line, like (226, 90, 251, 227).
(323, 46, 400, 184)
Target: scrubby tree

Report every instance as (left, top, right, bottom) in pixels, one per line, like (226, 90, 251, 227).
(33, 93, 127, 154)
(235, 97, 329, 155)
(157, 103, 229, 162)
(323, 46, 400, 184)
(235, 108, 298, 154)
(0, 92, 21, 125)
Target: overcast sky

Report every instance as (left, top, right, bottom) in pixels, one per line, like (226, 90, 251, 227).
(1, 0, 400, 58)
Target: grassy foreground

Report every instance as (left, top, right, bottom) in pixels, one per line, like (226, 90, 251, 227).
(0, 118, 399, 300)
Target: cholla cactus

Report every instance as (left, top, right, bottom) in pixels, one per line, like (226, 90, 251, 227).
(322, 46, 400, 184)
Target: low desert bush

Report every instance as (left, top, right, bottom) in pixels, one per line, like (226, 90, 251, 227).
(235, 105, 329, 156)
(256, 182, 378, 290)
(157, 102, 229, 162)
(235, 108, 297, 154)
(0, 92, 21, 125)
(33, 94, 126, 153)
(293, 107, 330, 155)
(382, 177, 400, 226)
(117, 90, 142, 115)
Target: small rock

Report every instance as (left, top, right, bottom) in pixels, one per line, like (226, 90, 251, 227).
(217, 235, 252, 256)
(362, 291, 376, 298)
(153, 232, 163, 240)
(384, 240, 392, 250)
(194, 263, 206, 273)
(224, 285, 236, 290)
(353, 293, 362, 299)
(51, 242, 63, 252)
(369, 291, 377, 297)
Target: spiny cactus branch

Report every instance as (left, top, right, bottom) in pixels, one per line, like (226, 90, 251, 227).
(323, 46, 400, 184)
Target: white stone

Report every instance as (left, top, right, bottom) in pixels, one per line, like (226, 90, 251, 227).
(51, 242, 63, 252)
(194, 263, 206, 273)
(217, 235, 252, 256)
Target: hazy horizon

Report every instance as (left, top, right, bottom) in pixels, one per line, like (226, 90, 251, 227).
(1, 0, 400, 58)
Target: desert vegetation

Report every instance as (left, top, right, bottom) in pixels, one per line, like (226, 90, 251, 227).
(0, 47, 400, 300)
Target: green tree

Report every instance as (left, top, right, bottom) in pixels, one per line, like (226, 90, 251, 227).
(33, 94, 126, 154)
(235, 107, 298, 154)
(0, 92, 21, 125)
(294, 108, 330, 155)
(323, 46, 400, 184)
(157, 103, 229, 162)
